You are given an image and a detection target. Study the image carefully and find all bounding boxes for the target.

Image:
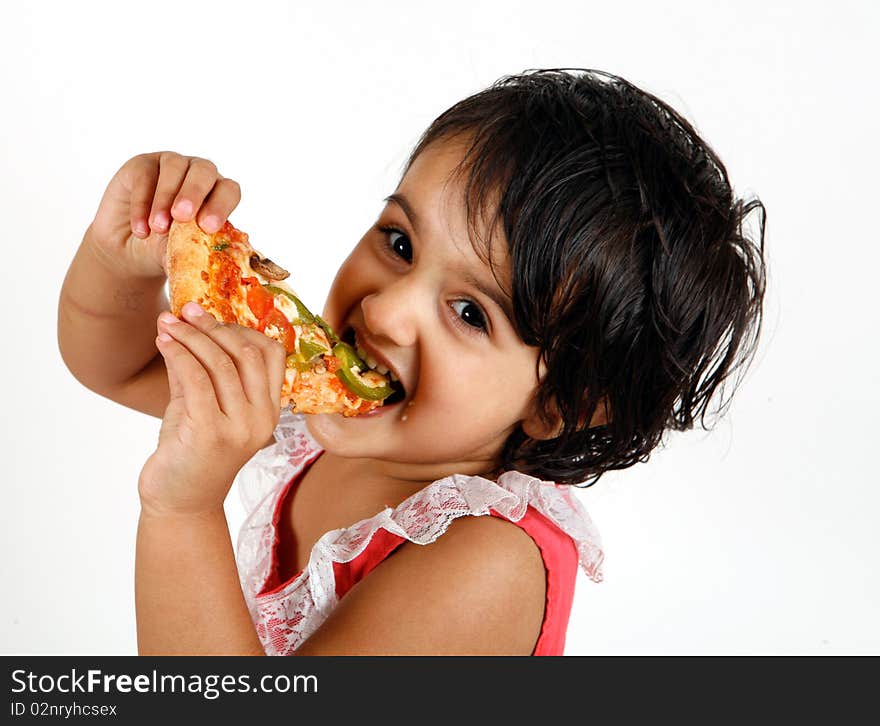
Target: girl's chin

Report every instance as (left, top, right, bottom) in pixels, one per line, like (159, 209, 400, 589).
(303, 406, 401, 446)
(310, 400, 406, 427)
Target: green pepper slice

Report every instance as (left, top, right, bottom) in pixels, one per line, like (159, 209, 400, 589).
(299, 338, 330, 361)
(267, 286, 393, 402)
(264, 285, 315, 324)
(285, 353, 313, 373)
(314, 315, 340, 345)
(332, 342, 394, 401)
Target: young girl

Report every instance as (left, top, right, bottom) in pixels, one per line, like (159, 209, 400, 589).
(58, 69, 767, 655)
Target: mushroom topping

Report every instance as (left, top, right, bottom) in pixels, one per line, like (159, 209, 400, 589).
(249, 254, 290, 281)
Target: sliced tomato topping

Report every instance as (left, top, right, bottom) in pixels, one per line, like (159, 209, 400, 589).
(259, 308, 297, 354)
(246, 282, 276, 320)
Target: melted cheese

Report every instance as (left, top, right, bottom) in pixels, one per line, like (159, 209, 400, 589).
(273, 292, 300, 322)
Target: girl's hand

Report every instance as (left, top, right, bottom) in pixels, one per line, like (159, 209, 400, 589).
(138, 302, 287, 517)
(89, 151, 241, 279)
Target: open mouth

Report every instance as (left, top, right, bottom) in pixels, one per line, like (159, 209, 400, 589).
(339, 326, 407, 405)
(384, 382, 406, 405)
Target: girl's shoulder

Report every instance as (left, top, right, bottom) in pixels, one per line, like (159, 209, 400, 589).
(391, 468, 605, 584)
(295, 500, 548, 654)
(289, 470, 603, 654)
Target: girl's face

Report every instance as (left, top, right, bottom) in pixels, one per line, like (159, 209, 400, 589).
(307, 138, 549, 483)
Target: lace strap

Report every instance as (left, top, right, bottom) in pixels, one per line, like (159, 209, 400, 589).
(387, 472, 605, 583)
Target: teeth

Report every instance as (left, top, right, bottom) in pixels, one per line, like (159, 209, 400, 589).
(356, 341, 395, 379)
(389, 371, 399, 382)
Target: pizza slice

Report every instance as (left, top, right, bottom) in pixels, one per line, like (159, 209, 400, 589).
(165, 219, 405, 416)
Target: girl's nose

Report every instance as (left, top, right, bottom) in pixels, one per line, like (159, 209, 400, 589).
(360, 279, 422, 347)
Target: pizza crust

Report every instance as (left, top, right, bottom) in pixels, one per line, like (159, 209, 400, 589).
(166, 220, 213, 317)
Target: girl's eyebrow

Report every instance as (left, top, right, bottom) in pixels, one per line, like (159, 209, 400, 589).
(384, 193, 420, 232)
(459, 268, 515, 324)
(385, 192, 514, 323)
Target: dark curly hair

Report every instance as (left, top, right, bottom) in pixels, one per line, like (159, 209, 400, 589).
(402, 68, 768, 487)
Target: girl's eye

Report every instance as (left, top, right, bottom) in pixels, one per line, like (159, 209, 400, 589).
(376, 224, 489, 337)
(450, 300, 489, 335)
(378, 226, 413, 263)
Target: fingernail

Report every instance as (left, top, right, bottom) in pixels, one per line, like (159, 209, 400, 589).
(157, 333, 173, 343)
(153, 211, 169, 230)
(134, 221, 148, 237)
(201, 215, 220, 233)
(183, 301, 204, 318)
(159, 312, 179, 325)
(174, 200, 193, 218)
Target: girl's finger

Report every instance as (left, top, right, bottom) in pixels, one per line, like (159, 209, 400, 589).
(235, 342, 275, 410)
(264, 336, 286, 411)
(157, 329, 185, 404)
(239, 328, 286, 412)
(159, 307, 249, 420)
(219, 321, 286, 410)
(171, 158, 220, 225)
(148, 152, 190, 235)
(155, 332, 222, 424)
(195, 177, 242, 235)
(128, 155, 160, 239)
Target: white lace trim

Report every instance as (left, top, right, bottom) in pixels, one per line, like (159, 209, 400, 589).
(234, 407, 604, 656)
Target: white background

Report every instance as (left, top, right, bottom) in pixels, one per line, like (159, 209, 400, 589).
(2, 0, 878, 655)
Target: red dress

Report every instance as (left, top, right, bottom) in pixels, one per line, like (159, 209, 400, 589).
(235, 410, 604, 656)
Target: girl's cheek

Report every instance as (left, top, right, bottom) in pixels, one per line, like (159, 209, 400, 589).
(332, 262, 393, 329)
(417, 377, 474, 416)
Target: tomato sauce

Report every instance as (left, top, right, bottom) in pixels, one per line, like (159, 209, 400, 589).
(324, 355, 341, 374)
(219, 220, 250, 248)
(206, 250, 243, 324)
(209, 251, 242, 299)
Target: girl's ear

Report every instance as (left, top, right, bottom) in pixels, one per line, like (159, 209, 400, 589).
(521, 403, 563, 440)
(521, 393, 611, 441)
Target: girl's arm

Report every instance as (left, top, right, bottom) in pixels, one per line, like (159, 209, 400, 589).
(58, 223, 170, 417)
(135, 300, 286, 655)
(58, 152, 241, 419)
(135, 507, 264, 655)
